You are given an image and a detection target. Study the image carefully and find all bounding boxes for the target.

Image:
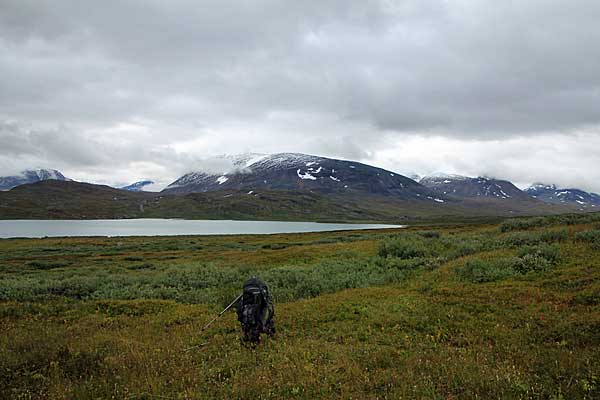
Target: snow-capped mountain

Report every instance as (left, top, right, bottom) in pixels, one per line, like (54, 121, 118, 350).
(120, 180, 156, 192)
(525, 183, 600, 209)
(420, 173, 532, 201)
(162, 153, 446, 202)
(0, 169, 70, 191)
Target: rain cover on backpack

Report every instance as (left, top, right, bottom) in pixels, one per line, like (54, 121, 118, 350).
(237, 277, 270, 327)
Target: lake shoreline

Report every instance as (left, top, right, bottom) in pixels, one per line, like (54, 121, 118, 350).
(0, 218, 406, 239)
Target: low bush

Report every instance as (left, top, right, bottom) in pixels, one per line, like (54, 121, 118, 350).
(517, 243, 561, 265)
(571, 291, 600, 306)
(574, 229, 600, 249)
(500, 217, 547, 232)
(378, 235, 430, 259)
(126, 263, 154, 270)
(380, 232, 494, 263)
(511, 254, 551, 274)
(440, 235, 488, 259)
(502, 232, 544, 247)
(457, 244, 560, 283)
(553, 213, 600, 225)
(456, 259, 516, 283)
(539, 229, 569, 243)
(25, 261, 71, 270)
(123, 256, 144, 262)
(373, 256, 428, 271)
(500, 212, 600, 232)
(417, 230, 441, 239)
(0, 252, 419, 304)
(262, 243, 287, 250)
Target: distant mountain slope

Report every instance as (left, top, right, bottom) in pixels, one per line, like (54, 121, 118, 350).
(162, 153, 446, 203)
(0, 169, 69, 191)
(525, 184, 600, 210)
(0, 179, 571, 222)
(420, 173, 532, 201)
(120, 180, 156, 192)
(0, 180, 152, 219)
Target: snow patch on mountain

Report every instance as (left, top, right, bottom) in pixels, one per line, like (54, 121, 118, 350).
(297, 169, 317, 180)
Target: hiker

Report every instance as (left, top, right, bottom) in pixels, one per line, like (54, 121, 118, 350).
(236, 277, 275, 344)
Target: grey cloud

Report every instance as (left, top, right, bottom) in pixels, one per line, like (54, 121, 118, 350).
(2, 0, 598, 136)
(1, 0, 600, 190)
(0, 121, 34, 155)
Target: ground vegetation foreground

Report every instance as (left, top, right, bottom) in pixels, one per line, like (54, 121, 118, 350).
(1, 213, 600, 398)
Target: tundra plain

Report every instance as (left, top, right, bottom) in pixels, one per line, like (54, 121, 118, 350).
(1, 213, 600, 399)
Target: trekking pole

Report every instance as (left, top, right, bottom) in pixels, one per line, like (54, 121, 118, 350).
(184, 294, 242, 351)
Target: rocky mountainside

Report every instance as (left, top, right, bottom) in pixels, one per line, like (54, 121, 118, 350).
(162, 153, 447, 203)
(525, 184, 600, 210)
(0, 169, 69, 191)
(420, 173, 533, 201)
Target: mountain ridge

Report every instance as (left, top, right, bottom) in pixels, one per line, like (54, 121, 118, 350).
(420, 173, 532, 201)
(525, 183, 600, 210)
(0, 178, 574, 222)
(162, 153, 447, 204)
(0, 169, 70, 191)
(0, 156, 596, 219)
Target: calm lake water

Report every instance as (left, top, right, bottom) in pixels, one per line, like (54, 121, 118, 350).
(0, 219, 405, 238)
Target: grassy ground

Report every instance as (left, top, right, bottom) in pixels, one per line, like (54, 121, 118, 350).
(1, 213, 600, 399)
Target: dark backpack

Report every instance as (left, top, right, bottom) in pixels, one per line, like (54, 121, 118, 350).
(237, 277, 271, 327)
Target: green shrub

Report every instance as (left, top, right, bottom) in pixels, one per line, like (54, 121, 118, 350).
(571, 291, 600, 306)
(378, 235, 430, 259)
(554, 213, 600, 225)
(0, 252, 419, 304)
(500, 213, 600, 232)
(126, 263, 154, 270)
(456, 259, 516, 283)
(500, 217, 547, 232)
(373, 256, 427, 271)
(262, 243, 287, 250)
(511, 254, 551, 274)
(441, 235, 487, 258)
(574, 229, 600, 249)
(418, 230, 441, 239)
(502, 232, 543, 247)
(381, 232, 492, 263)
(517, 243, 560, 265)
(25, 261, 71, 270)
(457, 243, 560, 283)
(123, 256, 144, 262)
(539, 229, 569, 243)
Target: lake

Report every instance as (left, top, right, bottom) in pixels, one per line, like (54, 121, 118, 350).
(0, 219, 405, 238)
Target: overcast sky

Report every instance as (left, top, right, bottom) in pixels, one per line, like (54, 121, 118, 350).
(1, 0, 600, 191)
